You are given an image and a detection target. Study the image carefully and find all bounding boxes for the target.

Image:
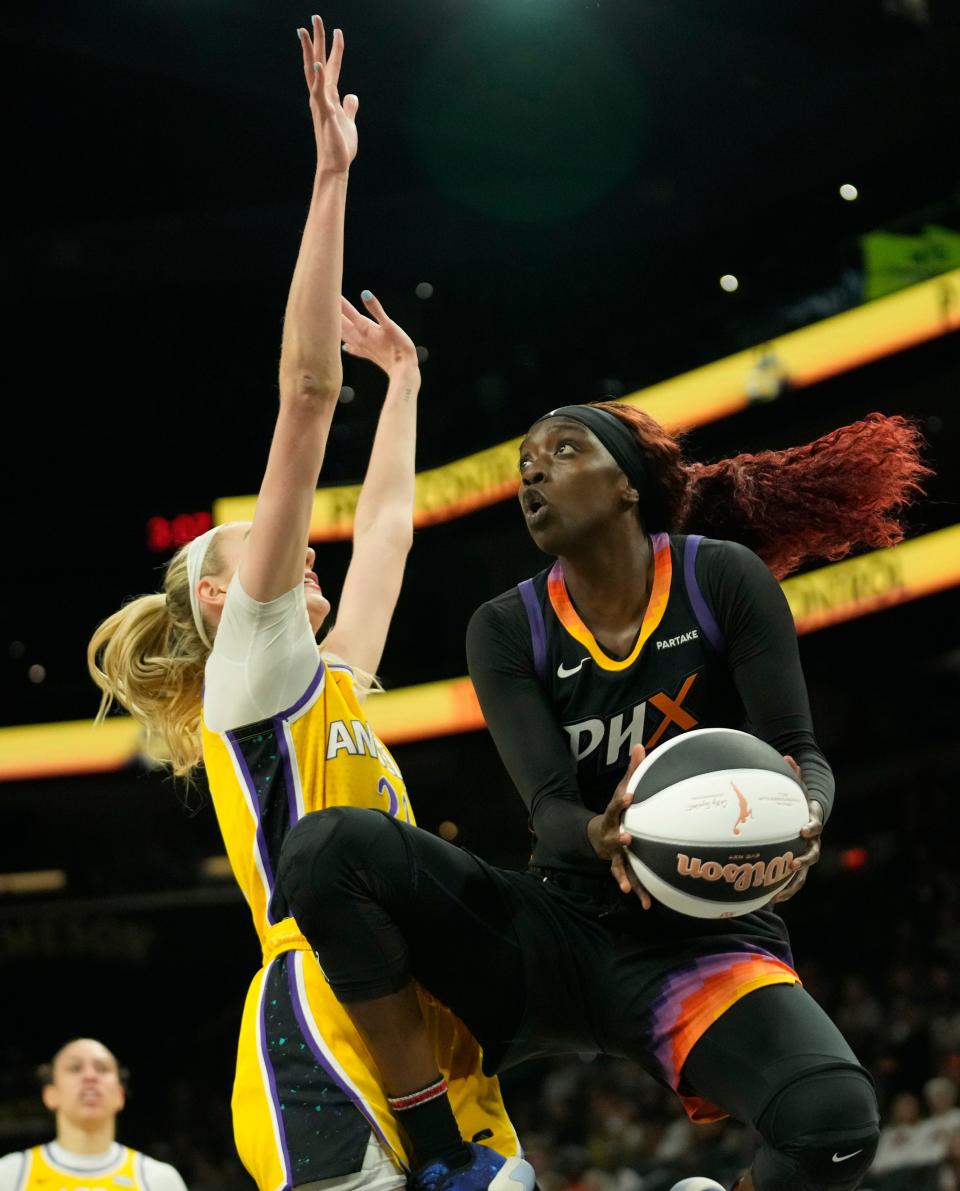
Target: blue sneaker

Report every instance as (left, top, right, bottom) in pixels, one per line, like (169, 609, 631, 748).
(410, 1143, 536, 1191)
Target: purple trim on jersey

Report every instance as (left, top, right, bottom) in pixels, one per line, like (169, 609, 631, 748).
(518, 578, 548, 683)
(683, 535, 726, 654)
(260, 962, 295, 1188)
(226, 731, 280, 926)
(285, 954, 400, 1167)
(41, 1144, 122, 1175)
(277, 659, 326, 722)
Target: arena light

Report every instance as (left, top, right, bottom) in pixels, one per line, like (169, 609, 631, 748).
(199, 855, 234, 880)
(147, 512, 213, 554)
(719, 274, 739, 292)
(0, 869, 67, 894)
(839, 848, 868, 871)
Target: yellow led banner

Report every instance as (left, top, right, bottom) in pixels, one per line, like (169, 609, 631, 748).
(0, 717, 141, 784)
(215, 436, 524, 543)
(215, 268, 960, 541)
(3, 526, 959, 782)
(784, 525, 960, 636)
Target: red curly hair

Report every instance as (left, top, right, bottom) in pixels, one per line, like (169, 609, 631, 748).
(592, 402, 931, 579)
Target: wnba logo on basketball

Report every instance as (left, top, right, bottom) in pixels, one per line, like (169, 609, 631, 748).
(675, 851, 795, 891)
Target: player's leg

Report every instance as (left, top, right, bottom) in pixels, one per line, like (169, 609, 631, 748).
(233, 959, 408, 1191)
(680, 983, 879, 1191)
(278, 806, 537, 1189)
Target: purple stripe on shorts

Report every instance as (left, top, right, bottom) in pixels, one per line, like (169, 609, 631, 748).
(285, 954, 400, 1167)
(683, 535, 725, 654)
(227, 731, 280, 926)
(277, 659, 326, 722)
(518, 578, 548, 683)
(259, 963, 294, 1188)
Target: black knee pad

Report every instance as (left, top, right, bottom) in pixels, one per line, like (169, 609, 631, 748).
(278, 807, 415, 1000)
(278, 806, 395, 920)
(753, 1065, 879, 1190)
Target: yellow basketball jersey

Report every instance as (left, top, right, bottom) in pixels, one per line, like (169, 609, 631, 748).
(202, 658, 518, 1191)
(17, 1145, 144, 1191)
(202, 659, 414, 947)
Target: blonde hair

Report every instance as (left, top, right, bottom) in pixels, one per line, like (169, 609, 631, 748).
(87, 535, 228, 778)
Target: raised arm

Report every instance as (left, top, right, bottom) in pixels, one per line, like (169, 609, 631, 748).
(322, 293, 420, 677)
(239, 17, 359, 603)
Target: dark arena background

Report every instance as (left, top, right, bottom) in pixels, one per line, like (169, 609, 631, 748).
(3, 2, 960, 1189)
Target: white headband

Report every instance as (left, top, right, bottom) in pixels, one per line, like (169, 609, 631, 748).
(186, 526, 223, 649)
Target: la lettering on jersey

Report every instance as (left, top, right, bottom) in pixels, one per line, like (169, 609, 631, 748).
(520, 534, 743, 813)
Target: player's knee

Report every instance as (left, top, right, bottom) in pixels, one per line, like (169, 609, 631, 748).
(756, 1065, 879, 1189)
(279, 806, 387, 913)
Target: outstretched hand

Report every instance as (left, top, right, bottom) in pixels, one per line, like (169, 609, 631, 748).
(341, 292, 418, 377)
(298, 16, 358, 174)
(770, 755, 824, 904)
(587, 744, 652, 909)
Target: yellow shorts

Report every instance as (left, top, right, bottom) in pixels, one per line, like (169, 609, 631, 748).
(233, 947, 519, 1191)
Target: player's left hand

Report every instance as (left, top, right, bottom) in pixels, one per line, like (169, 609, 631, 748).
(770, 755, 823, 904)
(341, 291, 418, 378)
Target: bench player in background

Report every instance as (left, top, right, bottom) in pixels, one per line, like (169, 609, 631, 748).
(0, 1038, 188, 1191)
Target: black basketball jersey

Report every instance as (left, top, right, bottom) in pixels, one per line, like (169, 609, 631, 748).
(518, 533, 742, 815)
(467, 531, 832, 875)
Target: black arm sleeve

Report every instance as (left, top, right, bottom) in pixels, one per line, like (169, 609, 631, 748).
(696, 539, 835, 821)
(466, 599, 599, 866)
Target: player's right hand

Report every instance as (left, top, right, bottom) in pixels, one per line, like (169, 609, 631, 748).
(587, 744, 652, 909)
(297, 17, 358, 174)
(341, 291, 418, 377)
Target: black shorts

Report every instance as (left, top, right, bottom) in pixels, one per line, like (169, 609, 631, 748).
(282, 810, 861, 1124)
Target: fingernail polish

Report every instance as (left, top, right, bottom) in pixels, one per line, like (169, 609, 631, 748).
(361, 289, 373, 301)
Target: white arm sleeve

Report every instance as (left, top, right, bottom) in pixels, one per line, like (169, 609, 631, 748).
(203, 574, 321, 733)
(0, 1153, 26, 1191)
(140, 1156, 189, 1191)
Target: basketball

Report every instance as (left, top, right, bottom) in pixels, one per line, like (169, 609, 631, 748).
(622, 728, 809, 918)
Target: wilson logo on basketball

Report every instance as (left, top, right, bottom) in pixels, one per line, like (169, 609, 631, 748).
(675, 851, 795, 892)
(732, 782, 753, 836)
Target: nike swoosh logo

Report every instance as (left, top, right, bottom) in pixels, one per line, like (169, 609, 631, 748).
(557, 658, 588, 678)
(831, 1150, 863, 1163)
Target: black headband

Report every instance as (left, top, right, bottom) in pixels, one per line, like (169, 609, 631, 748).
(533, 404, 648, 492)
